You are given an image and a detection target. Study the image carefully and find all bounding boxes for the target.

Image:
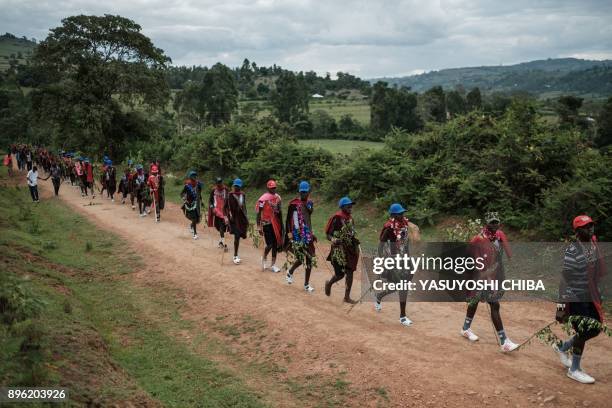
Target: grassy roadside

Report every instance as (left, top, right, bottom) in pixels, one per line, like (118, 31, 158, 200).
(0, 167, 267, 407)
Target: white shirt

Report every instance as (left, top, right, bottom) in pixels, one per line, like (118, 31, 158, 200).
(27, 170, 38, 187)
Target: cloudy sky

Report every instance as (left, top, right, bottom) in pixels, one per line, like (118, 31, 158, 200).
(1, 0, 611, 77)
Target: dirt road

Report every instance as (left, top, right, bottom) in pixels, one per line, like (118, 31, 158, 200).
(36, 175, 611, 407)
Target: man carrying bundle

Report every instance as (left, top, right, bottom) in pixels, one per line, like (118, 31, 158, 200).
(256, 180, 283, 273)
(285, 181, 316, 292)
(208, 177, 230, 251)
(324, 197, 360, 304)
(181, 170, 203, 240)
(374, 203, 420, 326)
(227, 178, 249, 264)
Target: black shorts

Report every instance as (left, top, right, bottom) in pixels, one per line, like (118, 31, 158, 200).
(263, 224, 277, 247)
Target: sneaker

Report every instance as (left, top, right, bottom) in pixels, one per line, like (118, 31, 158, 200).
(500, 338, 519, 353)
(146, 208, 150, 214)
(460, 328, 479, 342)
(111, 198, 114, 202)
(553, 344, 571, 368)
(233, 256, 241, 265)
(566, 369, 595, 384)
(193, 234, 199, 240)
(121, 199, 125, 204)
(304, 284, 314, 293)
(374, 299, 382, 312)
(155, 218, 160, 223)
(286, 273, 294, 284)
(270, 265, 281, 273)
(131, 205, 135, 210)
(140, 213, 146, 217)
(399, 316, 413, 326)
(343, 297, 358, 305)
(261, 257, 268, 271)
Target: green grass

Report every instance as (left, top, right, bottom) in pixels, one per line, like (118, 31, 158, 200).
(238, 98, 371, 125)
(299, 139, 383, 155)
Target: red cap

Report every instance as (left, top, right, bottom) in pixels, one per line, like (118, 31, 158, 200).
(151, 165, 159, 174)
(573, 215, 593, 230)
(266, 179, 277, 189)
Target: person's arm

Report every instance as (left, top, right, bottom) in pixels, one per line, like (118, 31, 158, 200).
(256, 201, 262, 234)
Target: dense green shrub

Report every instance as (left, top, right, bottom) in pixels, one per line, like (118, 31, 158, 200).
(241, 141, 333, 190)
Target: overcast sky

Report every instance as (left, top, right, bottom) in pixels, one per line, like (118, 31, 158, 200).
(1, 0, 611, 78)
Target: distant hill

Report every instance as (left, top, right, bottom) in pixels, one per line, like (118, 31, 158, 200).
(372, 58, 612, 97)
(0, 33, 37, 72)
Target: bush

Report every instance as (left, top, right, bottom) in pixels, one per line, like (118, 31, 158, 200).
(241, 141, 333, 191)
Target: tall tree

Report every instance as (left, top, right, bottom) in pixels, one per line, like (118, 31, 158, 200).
(270, 71, 309, 123)
(31, 14, 170, 156)
(446, 90, 466, 117)
(466, 87, 482, 111)
(370, 81, 421, 132)
(421, 86, 447, 123)
(595, 96, 612, 148)
(556, 95, 583, 127)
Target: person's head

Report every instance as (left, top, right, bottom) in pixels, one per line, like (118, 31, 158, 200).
(484, 212, 501, 233)
(233, 178, 243, 191)
(266, 179, 277, 194)
(136, 164, 143, 174)
(32, 166, 37, 172)
(338, 196, 354, 214)
(215, 177, 223, 187)
(389, 203, 406, 220)
(573, 215, 594, 241)
(187, 170, 197, 181)
(298, 181, 310, 200)
(151, 165, 159, 175)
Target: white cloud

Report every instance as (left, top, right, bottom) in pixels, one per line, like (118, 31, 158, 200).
(0, 0, 610, 77)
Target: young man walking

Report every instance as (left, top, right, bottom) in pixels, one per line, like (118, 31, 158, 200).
(324, 197, 360, 304)
(256, 180, 283, 273)
(460, 212, 518, 352)
(26, 166, 47, 202)
(181, 170, 203, 239)
(147, 165, 163, 222)
(208, 177, 230, 251)
(553, 215, 605, 384)
(374, 203, 420, 326)
(285, 181, 316, 292)
(227, 178, 249, 264)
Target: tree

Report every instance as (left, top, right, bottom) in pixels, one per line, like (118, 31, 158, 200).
(595, 96, 612, 148)
(270, 71, 309, 124)
(31, 14, 170, 157)
(446, 90, 466, 117)
(370, 81, 421, 132)
(420, 86, 446, 123)
(466, 87, 482, 111)
(201, 63, 238, 126)
(556, 95, 583, 127)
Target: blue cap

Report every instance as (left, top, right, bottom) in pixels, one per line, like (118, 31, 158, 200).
(298, 181, 310, 193)
(128, 159, 133, 165)
(338, 196, 354, 208)
(107, 160, 112, 166)
(389, 203, 406, 215)
(136, 164, 143, 170)
(233, 178, 243, 188)
(187, 170, 197, 179)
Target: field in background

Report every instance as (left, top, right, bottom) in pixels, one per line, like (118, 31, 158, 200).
(299, 139, 383, 155)
(238, 98, 371, 125)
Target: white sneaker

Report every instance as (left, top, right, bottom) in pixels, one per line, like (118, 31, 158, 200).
(193, 234, 199, 240)
(553, 344, 572, 368)
(261, 257, 268, 271)
(286, 273, 294, 284)
(140, 213, 146, 217)
(374, 299, 382, 312)
(233, 256, 241, 265)
(399, 316, 413, 326)
(146, 208, 150, 214)
(566, 368, 595, 384)
(304, 284, 314, 293)
(111, 198, 114, 202)
(131, 205, 135, 210)
(500, 338, 519, 352)
(460, 328, 479, 342)
(270, 265, 281, 273)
